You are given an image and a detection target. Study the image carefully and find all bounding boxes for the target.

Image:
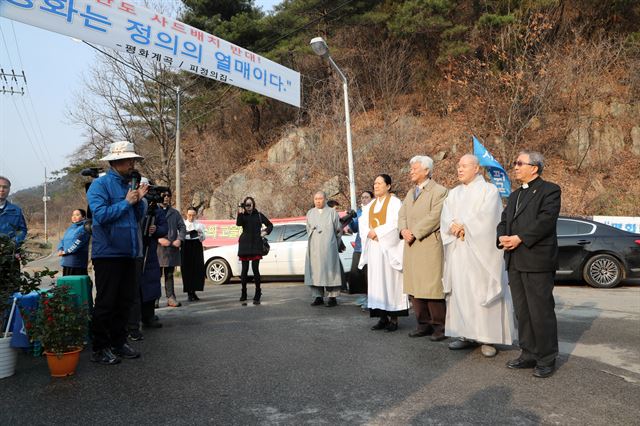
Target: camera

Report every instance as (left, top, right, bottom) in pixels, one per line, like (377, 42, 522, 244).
(238, 203, 246, 208)
(340, 209, 358, 227)
(128, 170, 169, 204)
(146, 185, 170, 204)
(80, 167, 104, 234)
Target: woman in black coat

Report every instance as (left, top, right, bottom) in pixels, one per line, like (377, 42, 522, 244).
(236, 197, 273, 305)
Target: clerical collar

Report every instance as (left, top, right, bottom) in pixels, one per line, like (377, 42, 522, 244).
(521, 176, 540, 190)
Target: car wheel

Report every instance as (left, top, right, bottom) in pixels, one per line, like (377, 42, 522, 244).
(583, 254, 624, 289)
(206, 258, 231, 285)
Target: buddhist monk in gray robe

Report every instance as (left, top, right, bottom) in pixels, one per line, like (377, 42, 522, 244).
(305, 191, 343, 307)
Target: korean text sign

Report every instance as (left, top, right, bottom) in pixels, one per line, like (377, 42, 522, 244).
(0, 0, 301, 107)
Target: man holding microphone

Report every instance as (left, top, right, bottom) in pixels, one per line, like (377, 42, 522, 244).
(87, 141, 148, 365)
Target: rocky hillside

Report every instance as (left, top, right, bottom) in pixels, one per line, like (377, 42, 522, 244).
(14, 0, 640, 227)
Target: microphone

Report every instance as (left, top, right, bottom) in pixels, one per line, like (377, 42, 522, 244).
(130, 170, 141, 191)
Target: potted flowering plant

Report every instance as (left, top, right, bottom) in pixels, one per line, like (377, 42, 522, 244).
(26, 285, 90, 377)
(0, 235, 53, 379)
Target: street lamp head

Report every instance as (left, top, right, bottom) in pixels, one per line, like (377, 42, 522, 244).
(310, 37, 330, 58)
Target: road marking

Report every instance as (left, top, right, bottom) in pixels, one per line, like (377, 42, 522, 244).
(559, 341, 640, 377)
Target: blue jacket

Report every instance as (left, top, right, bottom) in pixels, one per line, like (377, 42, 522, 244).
(0, 201, 27, 246)
(87, 169, 144, 259)
(57, 220, 90, 268)
(348, 208, 362, 253)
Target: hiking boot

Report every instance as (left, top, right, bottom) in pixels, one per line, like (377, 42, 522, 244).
(112, 343, 141, 359)
(128, 329, 144, 341)
(91, 348, 121, 365)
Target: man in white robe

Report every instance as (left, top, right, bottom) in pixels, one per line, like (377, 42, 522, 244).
(441, 154, 517, 357)
(305, 191, 343, 307)
(358, 174, 408, 332)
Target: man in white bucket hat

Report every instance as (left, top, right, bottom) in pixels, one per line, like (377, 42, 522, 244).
(87, 141, 148, 365)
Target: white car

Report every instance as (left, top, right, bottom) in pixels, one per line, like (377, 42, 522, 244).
(203, 222, 356, 284)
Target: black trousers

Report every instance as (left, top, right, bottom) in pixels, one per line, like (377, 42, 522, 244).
(91, 258, 137, 351)
(348, 252, 367, 294)
(62, 266, 88, 276)
(241, 260, 261, 295)
(508, 269, 558, 366)
(127, 259, 143, 331)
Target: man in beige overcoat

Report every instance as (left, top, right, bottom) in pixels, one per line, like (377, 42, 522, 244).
(398, 155, 449, 341)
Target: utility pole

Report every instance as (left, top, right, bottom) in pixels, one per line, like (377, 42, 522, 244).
(43, 168, 50, 244)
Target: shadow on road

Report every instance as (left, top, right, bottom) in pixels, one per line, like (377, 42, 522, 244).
(411, 385, 540, 425)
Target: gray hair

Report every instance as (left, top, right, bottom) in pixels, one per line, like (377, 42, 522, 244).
(520, 150, 545, 175)
(314, 190, 327, 199)
(460, 154, 480, 166)
(0, 176, 11, 187)
(410, 155, 434, 177)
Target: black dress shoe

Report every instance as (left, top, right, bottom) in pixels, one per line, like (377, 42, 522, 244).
(408, 329, 432, 338)
(507, 358, 537, 369)
(310, 297, 324, 306)
(192, 294, 201, 301)
(429, 332, 447, 342)
(325, 297, 338, 307)
(533, 364, 556, 378)
(371, 320, 389, 330)
(385, 322, 398, 332)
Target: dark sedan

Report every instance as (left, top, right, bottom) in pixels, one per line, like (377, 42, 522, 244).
(556, 216, 640, 288)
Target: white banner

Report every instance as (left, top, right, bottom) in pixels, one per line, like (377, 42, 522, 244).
(0, 0, 301, 107)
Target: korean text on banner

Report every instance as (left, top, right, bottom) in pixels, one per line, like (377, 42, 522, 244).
(0, 0, 301, 107)
(472, 136, 511, 197)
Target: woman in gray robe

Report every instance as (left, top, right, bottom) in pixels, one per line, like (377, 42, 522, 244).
(305, 191, 343, 307)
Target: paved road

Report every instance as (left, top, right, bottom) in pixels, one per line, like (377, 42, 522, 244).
(1, 278, 639, 425)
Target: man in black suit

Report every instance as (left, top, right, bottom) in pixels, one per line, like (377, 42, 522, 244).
(497, 150, 561, 378)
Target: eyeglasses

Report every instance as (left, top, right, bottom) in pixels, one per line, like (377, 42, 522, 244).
(512, 161, 535, 167)
(245, 204, 253, 207)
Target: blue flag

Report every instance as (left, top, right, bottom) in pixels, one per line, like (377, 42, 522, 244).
(472, 136, 511, 197)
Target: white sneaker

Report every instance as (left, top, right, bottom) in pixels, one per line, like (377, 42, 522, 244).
(481, 344, 497, 357)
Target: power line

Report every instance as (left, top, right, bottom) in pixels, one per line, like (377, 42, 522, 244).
(10, 95, 48, 168)
(10, 20, 55, 162)
(0, 21, 54, 169)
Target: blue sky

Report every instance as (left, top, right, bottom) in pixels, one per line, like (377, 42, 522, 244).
(0, 0, 281, 191)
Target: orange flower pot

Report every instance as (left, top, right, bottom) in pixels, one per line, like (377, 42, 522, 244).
(44, 347, 82, 377)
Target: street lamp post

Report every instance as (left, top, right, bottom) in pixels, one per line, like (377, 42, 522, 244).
(310, 37, 357, 211)
(175, 86, 182, 213)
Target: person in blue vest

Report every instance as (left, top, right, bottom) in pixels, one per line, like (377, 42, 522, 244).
(87, 141, 148, 366)
(0, 176, 27, 275)
(57, 208, 90, 276)
(0, 175, 27, 245)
